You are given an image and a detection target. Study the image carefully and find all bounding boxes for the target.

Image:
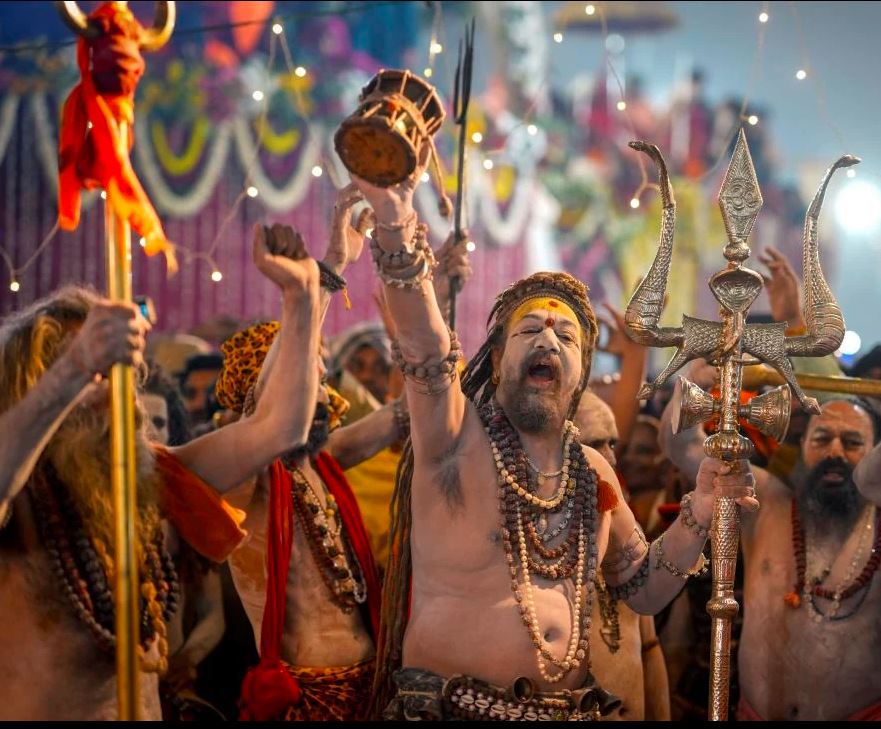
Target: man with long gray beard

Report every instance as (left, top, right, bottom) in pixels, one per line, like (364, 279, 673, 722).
(661, 395, 881, 721)
(350, 153, 756, 722)
(0, 225, 323, 720)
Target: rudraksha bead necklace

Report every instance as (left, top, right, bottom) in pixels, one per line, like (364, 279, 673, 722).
(480, 401, 599, 683)
(786, 498, 880, 621)
(31, 467, 178, 672)
(289, 466, 367, 612)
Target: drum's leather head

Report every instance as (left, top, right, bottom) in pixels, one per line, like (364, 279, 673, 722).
(334, 117, 417, 187)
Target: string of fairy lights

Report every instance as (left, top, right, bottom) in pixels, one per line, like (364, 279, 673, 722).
(0, 1, 867, 294)
(0, 1, 412, 293)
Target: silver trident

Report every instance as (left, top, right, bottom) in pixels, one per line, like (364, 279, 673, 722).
(623, 130, 853, 720)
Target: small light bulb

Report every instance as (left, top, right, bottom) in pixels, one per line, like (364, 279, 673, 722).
(424, 68, 433, 78)
(295, 66, 307, 78)
(796, 69, 807, 80)
(211, 270, 223, 283)
(616, 100, 627, 111)
(465, 241, 476, 253)
(247, 186, 259, 198)
(311, 165, 323, 178)
(758, 11, 769, 23)
(630, 198, 640, 209)
(87, 121, 93, 130)
(272, 22, 283, 35)
(585, 4, 596, 15)
(139, 237, 147, 248)
(421, 172, 430, 182)
(9, 280, 20, 293)
(430, 41, 443, 54)
(100, 190, 107, 200)
(527, 124, 538, 136)
(847, 169, 857, 178)
(471, 131, 483, 143)
(553, 32, 563, 44)
(483, 159, 494, 171)
(252, 90, 264, 102)
(747, 114, 759, 126)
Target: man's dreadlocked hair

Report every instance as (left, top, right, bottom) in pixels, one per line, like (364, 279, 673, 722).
(462, 271, 598, 419)
(370, 271, 598, 718)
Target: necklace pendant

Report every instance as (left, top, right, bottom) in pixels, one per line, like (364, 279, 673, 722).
(538, 514, 548, 535)
(537, 472, 545, 486)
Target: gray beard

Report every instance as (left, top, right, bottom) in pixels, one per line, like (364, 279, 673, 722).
(497, 381, 561, 434)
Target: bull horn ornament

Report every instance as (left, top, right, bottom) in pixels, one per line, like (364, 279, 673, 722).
(56, 1, 176, 50)
(624, 129, 853, 720)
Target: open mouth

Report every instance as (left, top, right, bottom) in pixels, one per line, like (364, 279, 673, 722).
(525, 357, 560, 387)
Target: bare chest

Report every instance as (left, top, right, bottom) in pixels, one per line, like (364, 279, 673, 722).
(0, 545, 160, 720)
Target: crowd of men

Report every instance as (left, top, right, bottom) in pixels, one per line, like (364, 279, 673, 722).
(0, 130, 879, 723)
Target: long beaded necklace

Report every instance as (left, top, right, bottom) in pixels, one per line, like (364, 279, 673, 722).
(30, 467, 179, 672)
(288, 466, 367, 612)
(786, 499, 881, 621)
(481, 402, 600, 684)
(594, 572, 621, 653)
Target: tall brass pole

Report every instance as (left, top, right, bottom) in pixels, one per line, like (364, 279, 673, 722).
(54, 2, 178, 720)
(623, 132, 852, 720)
(105, 122, 140, 721)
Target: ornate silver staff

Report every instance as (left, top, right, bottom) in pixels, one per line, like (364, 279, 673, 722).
(624, 130, 852, 720)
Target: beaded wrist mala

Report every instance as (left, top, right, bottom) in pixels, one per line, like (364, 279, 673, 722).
(369, 223, 437, 290)
(317, 260, 348, 292)
(654, 532, 709, 580)
(391, 329, 462, 396)
(679, 491, 710, 539)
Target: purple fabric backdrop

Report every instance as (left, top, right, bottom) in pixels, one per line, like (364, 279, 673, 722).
(0, 101, 526, 357)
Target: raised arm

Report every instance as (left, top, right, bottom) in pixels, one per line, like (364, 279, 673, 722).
(254, 190, 370, 387)
(593, 449, 757, 615)
(173, 225, 320, 491)
(350, 156, 467, 463)
(326, 398, 407, 471)
(0, 301, 149, 518)
(854, 439, 881, 507)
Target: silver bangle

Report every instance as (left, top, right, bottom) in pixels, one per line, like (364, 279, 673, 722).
(654, 532, 708, 581)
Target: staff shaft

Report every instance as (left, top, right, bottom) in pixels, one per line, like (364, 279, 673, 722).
(106, 121, 140, 720)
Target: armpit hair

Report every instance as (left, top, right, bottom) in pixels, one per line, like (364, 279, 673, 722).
(434, 439, 464, 514)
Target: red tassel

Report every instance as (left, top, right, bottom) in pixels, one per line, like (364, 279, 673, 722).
(783, 592, 801, 609)
(239, 659, 301, 721)
(597, 478, 618, 513)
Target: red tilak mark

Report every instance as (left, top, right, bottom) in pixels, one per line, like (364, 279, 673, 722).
(545, 318, 555, 327)
(548, 301, 559, 308)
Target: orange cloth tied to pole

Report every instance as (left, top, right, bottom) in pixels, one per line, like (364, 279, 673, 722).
(58, 2, 176, 270)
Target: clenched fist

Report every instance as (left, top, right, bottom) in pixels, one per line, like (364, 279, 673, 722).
(690, 457, 760, 527)
(65, 300, 150, 378)
(253, 223, 319, 297)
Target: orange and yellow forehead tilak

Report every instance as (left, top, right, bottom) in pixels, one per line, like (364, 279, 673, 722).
(509, 297, 583, 340)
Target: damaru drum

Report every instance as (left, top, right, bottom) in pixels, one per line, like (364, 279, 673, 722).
(334, 69, 445, 187)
